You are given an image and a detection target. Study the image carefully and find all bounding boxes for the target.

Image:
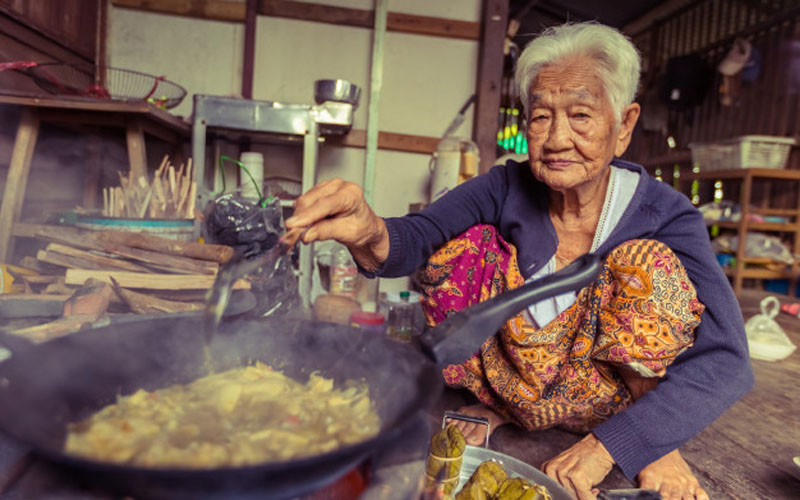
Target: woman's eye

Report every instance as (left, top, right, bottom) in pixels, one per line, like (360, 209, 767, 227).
(532, 115, 548, 122)
(573, 113, 590, 119)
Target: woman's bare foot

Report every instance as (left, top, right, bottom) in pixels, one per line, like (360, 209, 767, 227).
(637, 449, 709, 500)
(445, 404, 510, 446)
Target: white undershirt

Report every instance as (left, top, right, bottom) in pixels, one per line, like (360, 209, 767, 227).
(525, 165, 641, 328)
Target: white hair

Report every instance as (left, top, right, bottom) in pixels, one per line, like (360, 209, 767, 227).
(515, 22, 641, 123)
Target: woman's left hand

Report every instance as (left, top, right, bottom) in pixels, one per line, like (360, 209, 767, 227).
(637, 449, 709, 500)
(542, 433, 614, 500)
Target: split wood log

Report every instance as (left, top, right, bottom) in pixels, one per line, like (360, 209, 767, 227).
(95, 229, 234, 263)
(45, 243, 152, 272)
(98, 244, 218, 275)
(17, 224, 234, 265)
(65, 270, 250, 290)
(110, 277, 203, 314)
(37, 250, 109, 271)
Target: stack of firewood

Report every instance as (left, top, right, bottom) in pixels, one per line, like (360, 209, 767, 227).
(10, 224, 247, 315)
(102, 156, 196, 219)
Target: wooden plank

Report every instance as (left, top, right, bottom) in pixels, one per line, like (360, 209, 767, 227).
(0, 294, 68, 318)
(65, 269, 249, 290)
(0, 95, 190, 134)
(386, 11, 480, 40)
(112, 0, 480, 40)
(330, 129, 441, 155)
(45, 243, 152, 272)
(474, 0, 508, 174)
(0, 108, 39, 263)
(111, 0, 246, 22)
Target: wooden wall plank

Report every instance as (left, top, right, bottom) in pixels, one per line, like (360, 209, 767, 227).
(112, 0, 480, 41)
(329, 129, 440, 155)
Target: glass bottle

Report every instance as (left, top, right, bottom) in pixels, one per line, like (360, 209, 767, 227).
(389, 291, 414, 342)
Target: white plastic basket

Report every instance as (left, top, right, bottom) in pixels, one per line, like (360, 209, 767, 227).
(689, 135, 796, 171)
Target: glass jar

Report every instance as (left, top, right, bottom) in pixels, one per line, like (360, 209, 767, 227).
(329, 244, 358, 299)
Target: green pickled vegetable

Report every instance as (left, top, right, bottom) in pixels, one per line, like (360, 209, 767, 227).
(425, 424, 466, 495)
(455, 461, 508, 499)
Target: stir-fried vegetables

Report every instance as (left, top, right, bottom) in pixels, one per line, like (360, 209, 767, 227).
(64, 362, 380, 468)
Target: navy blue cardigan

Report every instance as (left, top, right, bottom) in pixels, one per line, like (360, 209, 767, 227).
(374, 158, 753, 479)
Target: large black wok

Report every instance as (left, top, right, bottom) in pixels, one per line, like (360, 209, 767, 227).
(0, 254, 602, 499)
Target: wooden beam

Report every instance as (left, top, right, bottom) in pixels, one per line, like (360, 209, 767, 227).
(242, 0, 257, 99)
(474, 0, 508, 174)
(111, 0, 246, 22)
(112, 0, 481, 40)
(330, 129, 441, 155)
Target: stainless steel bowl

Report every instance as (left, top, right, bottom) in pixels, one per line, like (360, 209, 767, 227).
(314, 79, 361, 106)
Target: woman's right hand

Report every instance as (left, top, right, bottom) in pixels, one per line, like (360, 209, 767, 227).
(285, 178, 390, 272)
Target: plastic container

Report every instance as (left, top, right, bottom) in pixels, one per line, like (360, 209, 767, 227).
(429, 138, 480, 202)
(239, 152, 264, 201)
(689, 135, 795, 171)
(349, 311, 386, 334)
(329, 244, 358, 299)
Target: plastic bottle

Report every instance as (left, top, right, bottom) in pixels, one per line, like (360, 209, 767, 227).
(329, 244, 358, 299)
(239, 152, 264, 201)
(388, 291, 414, 342)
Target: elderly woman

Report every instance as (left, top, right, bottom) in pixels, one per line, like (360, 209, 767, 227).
(286, 22, 752, 500)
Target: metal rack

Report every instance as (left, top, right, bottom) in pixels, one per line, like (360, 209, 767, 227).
(191, 94, 355, 307)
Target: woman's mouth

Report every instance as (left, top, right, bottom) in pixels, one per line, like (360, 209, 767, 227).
(544, 159, 576, 169)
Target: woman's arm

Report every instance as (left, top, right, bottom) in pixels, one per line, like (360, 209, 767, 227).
(367, 165, 512, 277)
(592, 206, 754, 479)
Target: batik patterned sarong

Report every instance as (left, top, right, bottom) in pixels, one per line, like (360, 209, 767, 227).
(419, 225, 704, 432)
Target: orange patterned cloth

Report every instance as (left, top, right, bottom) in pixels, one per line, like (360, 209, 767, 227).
(419, 225, 705, 432)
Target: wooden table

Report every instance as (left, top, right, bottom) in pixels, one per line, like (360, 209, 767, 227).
(435, 288, 800, 498)
(0, 94, 190, 263)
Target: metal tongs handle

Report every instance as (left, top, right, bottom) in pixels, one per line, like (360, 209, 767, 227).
(442, 410, 490, 448)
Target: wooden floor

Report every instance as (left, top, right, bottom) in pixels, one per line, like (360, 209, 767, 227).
(437, 288, 800, 499)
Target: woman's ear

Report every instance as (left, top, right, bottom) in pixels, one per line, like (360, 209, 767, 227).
(614, 103, 641, 157)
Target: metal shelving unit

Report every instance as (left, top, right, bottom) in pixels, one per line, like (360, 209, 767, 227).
(191, 94, 356, 307)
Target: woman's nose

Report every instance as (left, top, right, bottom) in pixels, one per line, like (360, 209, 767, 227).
(544, 114, 571, 151)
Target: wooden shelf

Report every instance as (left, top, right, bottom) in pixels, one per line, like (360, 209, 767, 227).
(687, 168, 800, 181)
(723, 267, 796, 279)
(710, 221, 800, 232)
(689, 167, 800, 296)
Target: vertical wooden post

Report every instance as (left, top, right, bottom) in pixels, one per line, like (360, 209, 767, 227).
(242, 0, 258, 99)
(0, 108, 40, 263)
(474, 0, 508, 175)
(125, 118, 147, 181)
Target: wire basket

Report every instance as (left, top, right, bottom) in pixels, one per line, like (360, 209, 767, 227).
(25, 62, 187, 109)
(689, 135, 796, 171)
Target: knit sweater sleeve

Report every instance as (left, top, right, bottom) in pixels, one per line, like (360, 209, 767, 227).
(592, 194, 754, 480)
(367, 164, 510, 278)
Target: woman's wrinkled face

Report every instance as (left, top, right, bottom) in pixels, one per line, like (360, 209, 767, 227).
(526, 56, 619, 194)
